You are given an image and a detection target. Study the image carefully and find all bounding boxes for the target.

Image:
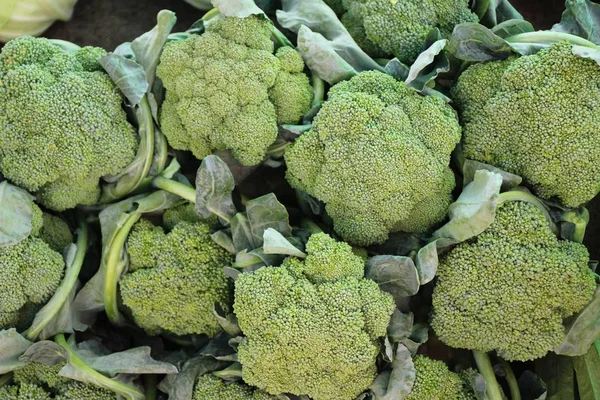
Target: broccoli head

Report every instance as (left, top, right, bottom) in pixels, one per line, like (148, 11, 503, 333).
(285, 70, 460, 246)
(192, 374, 276, 400)
(431, 200, 596, 361)
(0, 36, 138, 211)
(157, 15, 313, 166)
(234, 232, 395, 400)
(326, 0, 477, 63)
(1, 201, 68, 330)
(407, 356, 476, 400)
(0, 382, 51, 400)
(119, 212, 234, 336)
(451, 42, 600, 208)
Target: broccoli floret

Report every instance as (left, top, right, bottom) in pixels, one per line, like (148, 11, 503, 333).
(406, 356, 476, 400)
(332, 0, 478, 63)
(37, 213, 73, 252)
(431, 201, 597, 361)
(451, 43, 600, 208)
(55, 381, 116, 400)
(0, 383, 51, 400)
(119, 213, 234, 336)
(157, 15, 313, 166)
(285, 70, 460, 246)
(0, 36, 138, 211)
(234, 233, 395, 400)
(0, 198, 65, 330)
(163, 202, 219, 230)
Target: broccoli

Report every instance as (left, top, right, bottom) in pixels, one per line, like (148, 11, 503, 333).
(324, 0, 478, 63)
(406, 356, 476, 400)
(37, 213, 73, 253)
(431, 199, 596, 361)
(234, 232, 395, 400)
(285, 70, 460, 246)
(192, 374, 276, 400)
(156, 15, 313, 166)
(0, 36, 139, 211)
(0, 197, 66, 331)
(119, 211, 233, 336)
(451, 42, 600, 208)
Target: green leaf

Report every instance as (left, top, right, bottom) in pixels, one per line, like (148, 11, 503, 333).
(0, 329, 33, 374)
(573, 343, 600, 400)
(212, 362, 243, 381)
(213, 304, 242, 336)
(20, 340, 67, 366)
(414, 241, 438, 285)
(535, 353, 574, 400)
(552, 0, 600, 45)
(99, 53, 148, 106)
(211, 230, 236, 254)
(231, 213, 256, 252)
(491, 19, 534, 38)
(371, 344, 416, 400)
(183, 0, 213, 10)
(0, 181, 34, 247)
(555, 287, 600, 356)
(213, 0, 265, 17)
(158, 353, 227, 400)
(448, 23, 514, 61)
(245, 193, 292, 247)
(384, 58, 410, 81)
(387, 310, 414, 344)
(433, 170, 503, 242)
(518, 371, 548, 400)
(263, 228, 307, 258)
(571, 45, 600, 67)
(365, 256, 420, 300)
(409, 323, 429, 344)
(195, 155, 236, 222)
(405, 38, 450, 92)
(474, 0, 524, 27)
(462, 159, 522, 191)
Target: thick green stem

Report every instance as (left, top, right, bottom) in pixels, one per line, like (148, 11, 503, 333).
(301, 219, 323, 235)
(201, 8, 221, 22)
(152, 176, 196, 203)
(55, 334, 145, 400)
(311, 72, 325, 108)
(144, 375, 158, 400)
(560, 209, 589, 244)
(104, 213, 142, 325)
(505, 31, 600, 50)
(270, 25, 294, 48)
(48, 39, 81, 54)
(473, 350, 504, 400)
(24, 222, 89, 340)
(153, 127, 169, 175)
(500, 359, 521, 400)
(498, 191, 558, 235)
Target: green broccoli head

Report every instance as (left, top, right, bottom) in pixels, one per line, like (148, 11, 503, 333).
(451, 43, 600, 208)
(157, 15, 313, 166)
(0, 382, 51, 400)
(0, 36, 138, 211)
(234, 233, 395, 400)
(119, 211, 234, 336)
(334, 0, 477, 63)
(407, 356, 476, 400)
(431, 200, 597, 361)
(37, 213, 73, 253)
(285, 70, 460, 246)
(192, 374, 276, 400)
(0, 201, 67, 330)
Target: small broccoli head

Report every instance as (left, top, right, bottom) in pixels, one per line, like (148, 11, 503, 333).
(157, 16, 312, 166)
(0, 382, 52, 400)
(285, 70, 460, 246)
(119, 212, 234, 336)
(406, 356, 476, 400)
(0, 36, 138, 211)
(431, 200, 597, 361)
(451, 43, 600, 208)
(234, 233, 395, 400)
(37, 213, 73, 253)
(336, 0, 477, 63)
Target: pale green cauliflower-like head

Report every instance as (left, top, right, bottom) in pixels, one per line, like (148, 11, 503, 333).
(119, 212, 233, 337)
(192, 374, 277, 400)
(234, 233, 395, 400)
(431, 200, 596, 361)
(285, 70, 460, 246)
(0, 36, 138, 211)
(407, 356, 476, 400)
(452, 42, 600, 208)
(157, 15, 313, 166)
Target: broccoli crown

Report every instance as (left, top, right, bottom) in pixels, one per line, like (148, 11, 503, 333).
(406, 356, 476, 400)
(234, 233, 395, 400)
(0, 382, 51, 400)
(37, 213, 73, 253)
(0, 202, 66, 330)
(431, 200, 597, 361)
(285, 70, 460, 246)
(11, 361, 116, 400)
(157, 16, 313, 166)
(119, 212, 234, 336)
(335, 0, 477, 63)
(162, 202, 219, 230)
(451, 42, 600, 208)
(0, 36, 138, 211)
(192, 374, 276, 400)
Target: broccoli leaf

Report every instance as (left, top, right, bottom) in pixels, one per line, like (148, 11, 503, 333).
(555, 287, 600, 356)
(195, 155, 236, 222)
(473, 0, 524, 27)
(158, 354, 228, 400)
(213, 305, 242, 337)
(572, 342, 600, 400)
(517, 371, 548, 400)
(0, 329, 33, 374)
(491, 19, 534, 38)
(213, 0, 265, 17)
(263, 228, 307, 258)
(448, 23, 514, 61)
(365, 256, 420, 299)
(534, 353, 575, 400)
(387, 310, 414, 344)
(99, 54, 148, 106)
(552, 0, 600, 45)
(183, 0, 212, 9)
(0, 181, 34, 247)
(462, 159, 522, 191)
(405, 35, 450, 92)
(246, 193, 292, 246)
(370, 344, 416, 400)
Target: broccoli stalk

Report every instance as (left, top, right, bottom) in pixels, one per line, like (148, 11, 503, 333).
(504, 31, 600, 50)
(472, 350, 503, 400)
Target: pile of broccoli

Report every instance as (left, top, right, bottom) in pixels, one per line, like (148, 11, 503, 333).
(1, 0, 600, 399)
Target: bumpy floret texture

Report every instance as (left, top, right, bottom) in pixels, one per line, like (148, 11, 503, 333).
(331, 0, 477, 62)
(234, 233, 395, 400)
(431, 201, 596, 361)
(406, 356, 476, 400)
(0, 383, 51, 400)
(37, 213, 73, 252)
(157, 16, 312, 166)
(451, 43, 600, 208)
(120, 213, 233, 336)
(0, 36, 138, 211)
(0, 203, 66, 330)
(285, 71, 460, 246)
(192, 375, 277, 400)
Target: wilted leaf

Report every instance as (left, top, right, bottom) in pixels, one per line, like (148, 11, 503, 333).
(99, 54, 148, 106)
(245, 193, 292, 246)
(552, 0, 600, 45)
(195, 155, 236, 222)
(263, 228, 307, 258)
(555, 287, 600, 356)
(387, 310, 414, 344)
(366, 256, 420, 299)
(448, 23, 514, 61)
(0, 329, 33, 374)
(213, 0, 265, 17)
(572, 343, 600, 400)
(0, 181, 34, 247)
